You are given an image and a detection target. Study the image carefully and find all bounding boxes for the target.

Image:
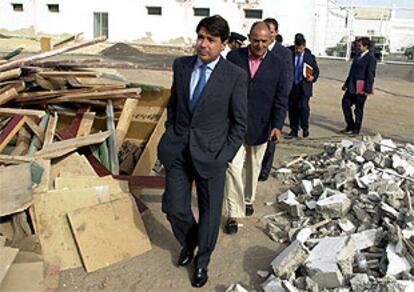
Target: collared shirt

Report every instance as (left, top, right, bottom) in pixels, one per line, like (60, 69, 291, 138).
(358, 50, 369, 60)
(190, 56, 220, 101)
(268, 40, 276, 52)
(248, 47, 267, 79)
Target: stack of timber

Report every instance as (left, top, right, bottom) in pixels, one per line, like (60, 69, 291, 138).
(0, 36, 169, 288)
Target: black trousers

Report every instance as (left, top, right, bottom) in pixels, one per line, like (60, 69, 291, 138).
(162, 148, 226, 269)
(260, 141, 276, 177)
(342, 91, 367, 133)
(289, 83, 310, 132)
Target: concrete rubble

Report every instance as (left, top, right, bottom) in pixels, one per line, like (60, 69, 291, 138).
(227, 135, 414, 291)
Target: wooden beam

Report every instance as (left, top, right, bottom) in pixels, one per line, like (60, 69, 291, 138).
(0, 115, 26, 153)
(0, 68, 21, 82)
(0, 108, 46, 118)
(115, 98, 139, 149)
(0, 81, 26, 106)
(76, 111, 95, 137)
(43, 112, 58, 146)
(34, 131, 111, 159)
(0, 154, 34, 164)
(24, 117, 45, 143)
(106, 100, 119, 175)
(0, 36, 107, 72)
(37, 71, 101, 78)
(28, 115, 49, 154)
(10, 126, 31, 156)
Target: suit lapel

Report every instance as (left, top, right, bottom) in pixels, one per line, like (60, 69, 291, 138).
(252, 50, 272, 81)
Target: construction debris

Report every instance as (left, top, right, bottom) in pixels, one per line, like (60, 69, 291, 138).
(230, 135, 414, 291)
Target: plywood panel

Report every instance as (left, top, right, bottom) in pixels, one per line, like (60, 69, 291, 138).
(34, 187, 128, 270)
(67, 197, 151, 272)
(54, 175, 129, 194)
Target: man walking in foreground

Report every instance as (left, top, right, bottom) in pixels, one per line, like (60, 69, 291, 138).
(341, 37, 377, 137)
(157, 15, 247, 288)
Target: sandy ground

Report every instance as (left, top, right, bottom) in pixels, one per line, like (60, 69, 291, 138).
(1, 41, 412, 291)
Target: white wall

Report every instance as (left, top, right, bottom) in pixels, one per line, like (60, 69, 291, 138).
(0, 0, 317, 48)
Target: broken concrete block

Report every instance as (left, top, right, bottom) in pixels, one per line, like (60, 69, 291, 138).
(295, 227, 313, 243)
(304, 277, 319, 292)
(380, 202, 400, 220)
(386, 243, 412, 276)
(316, 193, 351, 219)
(341, 140, 353, 149)
(289, 204, 304, 218)
(338, 218, 356, 234)
(225, 283, 249, 292)
(392, 154, 414, 176)
(305, 236, 355, 289)
(282, 280, 298, 292)
(302, 180, 313, 196)
(349, 274, 370, 292)
(261, 274, 286, 292)
(351, 228, 380, 251)
(380, 139, 397, 153)
(334, 172, 348, 189)
(271, 240, 309, 279)
(305, 200, 317, 210)
(257, 270, 270, 278)
(278, 190, 297, 204)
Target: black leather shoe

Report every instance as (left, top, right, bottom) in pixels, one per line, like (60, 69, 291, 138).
(285, 131, 298, 139)
(224, 218, 238, 234)
(258, 173, 269, 181)
(191, 268, 208, 288)
(178, 247, 194, 266)
(339, 128, 353, 134)
(245, 204, 254, 216)
(303, 130, 309, 138)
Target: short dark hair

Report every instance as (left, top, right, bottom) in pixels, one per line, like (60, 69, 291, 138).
(263, 18, 279, 31)
(196, 15, 229, 42)
(294, 33, 306, 46)
(357, 37, 371, 48)
(276, 34, 283, 44)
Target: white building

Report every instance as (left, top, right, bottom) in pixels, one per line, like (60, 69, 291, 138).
(0, 0, 413, 55)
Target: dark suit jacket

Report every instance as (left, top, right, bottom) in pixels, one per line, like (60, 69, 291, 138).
(344, 52, 377, 94)
(227, 47, 289, 146)
(157, 55, 248, 178)
(288, 46, 320, 98)
(271, 42, 293, 94)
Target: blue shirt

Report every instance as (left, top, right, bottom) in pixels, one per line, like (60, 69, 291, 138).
(189, 57, 220, 101)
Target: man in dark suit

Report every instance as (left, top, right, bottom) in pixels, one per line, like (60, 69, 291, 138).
(286, 33, 319, 139)
(341, 37, 377, 136)
(157, 15, 247, 288)
(258, 18, 293, 181)
(224, 22, 289, 234)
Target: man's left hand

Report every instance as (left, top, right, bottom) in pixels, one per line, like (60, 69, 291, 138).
(306, 75, 315, 82)
(269, 128, 282, 144)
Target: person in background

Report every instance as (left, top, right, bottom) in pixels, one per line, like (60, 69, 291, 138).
(221, 32, 247, 58)
(340, 37, 377, 137)
(158, 15, 247, 288)
(258, 18, 292, 182)
(224, 22, 288, 234)
(286, 33, 319, 139)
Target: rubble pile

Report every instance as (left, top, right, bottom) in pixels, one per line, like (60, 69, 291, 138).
(232, 135, 414, 292)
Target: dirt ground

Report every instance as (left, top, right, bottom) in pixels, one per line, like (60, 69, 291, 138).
(2, 42, 413, 291)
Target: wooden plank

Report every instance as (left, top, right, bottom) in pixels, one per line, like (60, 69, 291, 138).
(0, 246, 19, 284)
(132, 109, 166, 176)
(28, 115, 49, 154)
(53, 34, 80, 49)
(0, 261, 44, 291)
(0, 87, 17, 106)
(0, 68, 21, 82)
(25, 117, 45, 144)
(50, 152, 97, 189)
(0, 163, 33, 216)
(34, 131, 111, 159)
(43, 112, 58, 146)
(55, 176, 129, 194)
(0, 108, 46, 118)
(0, 115, 25, 153)
(76, 111, 95, 137)
(0, 36, 107, 72)
(116, 98, 139, 149)
(56, 107, 86, 140)
(10, 126, 31, 156)
(40, 37, 52, 52)
(106, 100, 119, 175)
(67, 197, 151, 272)
(34, 188, 128, 270)
(38, 71, 101, 78)
(0, 154, 34, 164)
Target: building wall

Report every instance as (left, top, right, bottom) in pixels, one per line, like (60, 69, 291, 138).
(0, 0, 317, 49)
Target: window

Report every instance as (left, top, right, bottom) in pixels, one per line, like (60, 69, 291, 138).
(244, 9, 262, 19)
(147, 6, 162, 16)
(193, 8, 210, 17)
(47, 4, 59, 13)
(12, 3, 23, 12)
(94, 12, 108, 38)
